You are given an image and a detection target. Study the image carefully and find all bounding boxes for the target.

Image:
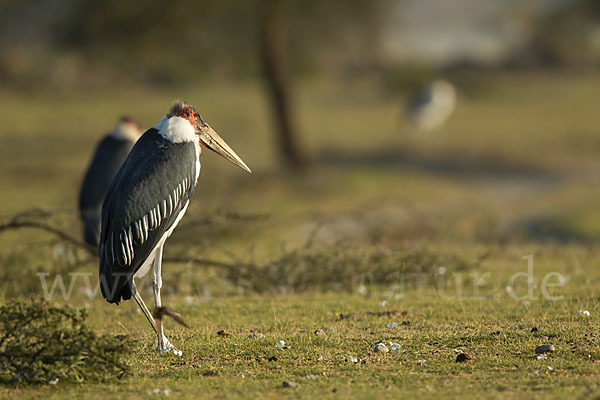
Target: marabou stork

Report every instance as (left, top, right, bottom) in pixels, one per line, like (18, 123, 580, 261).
(79, 116, 141, 247)
(406, 79, 456, 133)
(99, 101, 250, 355)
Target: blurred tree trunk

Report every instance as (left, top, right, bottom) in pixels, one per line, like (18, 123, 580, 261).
(259, 0, 309, 170)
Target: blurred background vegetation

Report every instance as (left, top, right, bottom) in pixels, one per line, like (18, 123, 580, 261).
(3, 0, 600, 167)
(3, 0, 600, 89)
(1, 0, 600, 299)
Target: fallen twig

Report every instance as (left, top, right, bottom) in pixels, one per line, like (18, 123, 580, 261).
(162, 255, 257, 274)
(0, 217, 250, 273)
(0, 220, 98, 255)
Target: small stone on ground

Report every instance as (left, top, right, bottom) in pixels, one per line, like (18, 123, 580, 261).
(374, 342, 389, 353)
(456, 353, 472, 362)
(535, 344, 555, 354)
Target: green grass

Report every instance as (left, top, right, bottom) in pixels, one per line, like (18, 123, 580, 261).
(1, 286, 599, 399)
(1, 72, 600, 398)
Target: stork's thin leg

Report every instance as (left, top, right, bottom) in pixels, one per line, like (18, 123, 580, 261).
(132, 281, 158, 335)
(152, 244, 182, 356)
(152, 244, 164, 309)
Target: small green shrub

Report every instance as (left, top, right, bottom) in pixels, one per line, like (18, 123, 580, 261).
(0, 300, 133, 384)
(226, 246, 475, 292)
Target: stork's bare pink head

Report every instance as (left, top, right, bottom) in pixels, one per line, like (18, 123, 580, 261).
(168, 101, 205, 130)
(119, 115, 139, 129)
(168, 101, 251, 173)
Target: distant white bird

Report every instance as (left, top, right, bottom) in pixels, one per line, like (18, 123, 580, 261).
(405, 79, 456, 133)
(79, 117, 141, 247)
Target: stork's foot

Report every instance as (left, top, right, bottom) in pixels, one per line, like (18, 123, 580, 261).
(157, 335, 182, 356)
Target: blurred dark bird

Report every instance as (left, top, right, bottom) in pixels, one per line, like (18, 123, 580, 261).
(405, 79, 456, 133)
(79, 117, 141, 247)
(99, 101, 250, 355)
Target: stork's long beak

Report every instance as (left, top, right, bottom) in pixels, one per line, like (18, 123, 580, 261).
(198, 125, 251, 173)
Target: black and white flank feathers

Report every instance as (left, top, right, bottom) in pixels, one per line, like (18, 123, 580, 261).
(79, 117, 140, 247)
(99, 110, 200, 304)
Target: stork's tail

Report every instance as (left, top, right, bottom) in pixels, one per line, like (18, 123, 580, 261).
(99, 247, 133, 304)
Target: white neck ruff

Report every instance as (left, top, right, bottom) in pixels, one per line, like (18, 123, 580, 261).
(111, 122, 140, 142)
(154, 116, 198, 144)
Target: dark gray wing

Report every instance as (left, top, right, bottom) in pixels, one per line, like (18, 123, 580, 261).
(99, 129, 198, 304)
(79, 135, 135, 246)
